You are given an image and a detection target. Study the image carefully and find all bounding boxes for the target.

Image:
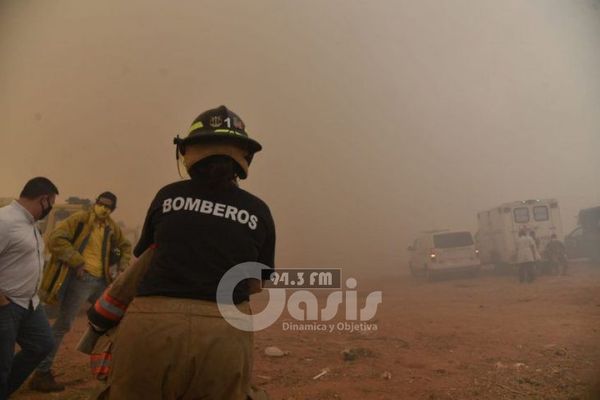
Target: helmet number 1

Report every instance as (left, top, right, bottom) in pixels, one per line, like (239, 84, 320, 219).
(224, 117, 232, 128)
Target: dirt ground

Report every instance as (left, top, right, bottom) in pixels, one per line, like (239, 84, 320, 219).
(12, 261, 600, 400)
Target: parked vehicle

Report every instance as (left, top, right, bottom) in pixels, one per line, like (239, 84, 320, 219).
(408, 230, 480, 280)
(476, 199, 562, 267)
(565, 206, 600, 263)
(565, 226, 586, 259)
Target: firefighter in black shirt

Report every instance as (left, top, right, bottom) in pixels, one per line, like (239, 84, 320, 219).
(100, 106, 275, 400)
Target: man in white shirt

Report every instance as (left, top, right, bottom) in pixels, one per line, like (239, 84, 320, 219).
(515, 229, 538, 283)
(0, 177, 59, 399)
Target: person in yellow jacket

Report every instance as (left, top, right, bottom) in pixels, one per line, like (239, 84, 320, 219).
(29, 192, 132, 392)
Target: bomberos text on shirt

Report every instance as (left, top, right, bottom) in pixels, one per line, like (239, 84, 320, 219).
(161, 197, 258, 230)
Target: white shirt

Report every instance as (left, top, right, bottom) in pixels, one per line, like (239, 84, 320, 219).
(515, 235, 537, 263)
(0, 201, 45, 309)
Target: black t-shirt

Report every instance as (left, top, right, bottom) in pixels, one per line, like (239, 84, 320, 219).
(134, 179, 275, 304)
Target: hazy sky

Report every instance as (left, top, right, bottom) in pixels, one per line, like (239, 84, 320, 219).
(1, 0, 599, 275)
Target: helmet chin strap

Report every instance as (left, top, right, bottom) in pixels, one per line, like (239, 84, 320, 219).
(174, 135, 187, 179)
(176, 149, 182, 179)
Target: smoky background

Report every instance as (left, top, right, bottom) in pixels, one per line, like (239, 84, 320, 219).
(1, 0, 599, 276)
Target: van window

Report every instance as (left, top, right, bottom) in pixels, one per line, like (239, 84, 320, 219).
(514, 207, 530, 223)
(433, 232, 474, 248)
(533, 206, 549, 221)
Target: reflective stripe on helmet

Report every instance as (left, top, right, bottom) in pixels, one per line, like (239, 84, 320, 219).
(188, 121, 204, 133)
(213, 129, 246, 137)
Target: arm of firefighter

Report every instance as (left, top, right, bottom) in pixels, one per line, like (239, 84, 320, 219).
(87, 292, 127, 333)
(47, 215, 86, 268)
(109, 246, 154, 304)
(253, 208, 276, 296)
(87, 247, 154, 332)
(111, 223, 133, 272)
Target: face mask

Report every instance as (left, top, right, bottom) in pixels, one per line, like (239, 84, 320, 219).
(94, 204, 112, 220)
(38, 197, 52, 221)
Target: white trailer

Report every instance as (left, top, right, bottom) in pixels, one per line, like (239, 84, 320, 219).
(476, 199, 563, 266)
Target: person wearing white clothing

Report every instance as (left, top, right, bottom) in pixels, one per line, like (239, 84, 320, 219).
(0, 177, 59, 399)
(515, 229, 538, 283)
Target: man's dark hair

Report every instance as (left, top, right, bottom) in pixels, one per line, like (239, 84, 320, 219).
(97, 191, 117, 210)
(19, 177, 59, 199)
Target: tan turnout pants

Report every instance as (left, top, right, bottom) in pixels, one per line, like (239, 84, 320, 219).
(95, 296, 253, 400)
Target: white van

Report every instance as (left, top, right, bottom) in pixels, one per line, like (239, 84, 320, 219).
(408, 230, 480, 279)
(476, 199, 563, 267)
